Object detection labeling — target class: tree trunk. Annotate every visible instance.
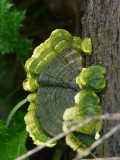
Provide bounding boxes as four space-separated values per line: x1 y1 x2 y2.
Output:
82 0 120 157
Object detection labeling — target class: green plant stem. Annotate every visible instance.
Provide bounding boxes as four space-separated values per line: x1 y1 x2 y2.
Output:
6 98 27 127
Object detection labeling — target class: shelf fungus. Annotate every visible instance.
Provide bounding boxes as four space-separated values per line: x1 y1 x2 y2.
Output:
23 29 106 155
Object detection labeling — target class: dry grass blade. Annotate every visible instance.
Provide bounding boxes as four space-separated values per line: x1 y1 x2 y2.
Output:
15 113 120 160
81 157 120 160
73 124 120 160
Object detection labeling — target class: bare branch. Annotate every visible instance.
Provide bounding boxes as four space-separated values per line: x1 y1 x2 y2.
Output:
82 157 120 160
15 113 120 160
73 124 120 160
63 113 120 125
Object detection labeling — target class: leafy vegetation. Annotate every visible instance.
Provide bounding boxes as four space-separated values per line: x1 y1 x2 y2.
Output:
0 0 31 159
0 0 74 159
0 0 32 62
0 112 28 160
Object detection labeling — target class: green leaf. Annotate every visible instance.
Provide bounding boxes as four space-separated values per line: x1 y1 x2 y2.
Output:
0 112 28 160
0 0 32 62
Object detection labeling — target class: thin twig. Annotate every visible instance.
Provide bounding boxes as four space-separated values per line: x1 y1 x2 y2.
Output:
63 113 120 125
73 124 120 160
15 113 120 160
82 157 120 160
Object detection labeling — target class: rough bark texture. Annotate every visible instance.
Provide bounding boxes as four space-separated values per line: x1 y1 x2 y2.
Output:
82 0 120 157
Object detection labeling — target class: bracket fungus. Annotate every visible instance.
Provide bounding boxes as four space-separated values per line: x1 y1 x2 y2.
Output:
23 29 106 155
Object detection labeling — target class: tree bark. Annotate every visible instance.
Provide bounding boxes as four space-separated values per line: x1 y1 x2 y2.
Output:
82 0 120 157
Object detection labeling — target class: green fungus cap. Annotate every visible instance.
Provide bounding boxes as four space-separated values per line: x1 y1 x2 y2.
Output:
74 90 100 109
80 38 92 55
63 105 102 135
76 66 106 93
65 133 94 155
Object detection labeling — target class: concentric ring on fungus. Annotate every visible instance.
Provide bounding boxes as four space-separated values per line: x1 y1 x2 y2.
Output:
23 29 106 155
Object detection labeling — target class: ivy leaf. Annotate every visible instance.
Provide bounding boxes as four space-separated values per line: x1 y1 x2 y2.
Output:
0 0 32 62
0 112 28 160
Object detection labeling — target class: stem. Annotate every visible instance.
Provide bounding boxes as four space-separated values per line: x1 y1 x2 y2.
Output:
6 98 27 127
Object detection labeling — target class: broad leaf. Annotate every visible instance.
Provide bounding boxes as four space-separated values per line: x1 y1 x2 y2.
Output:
0 112 28 160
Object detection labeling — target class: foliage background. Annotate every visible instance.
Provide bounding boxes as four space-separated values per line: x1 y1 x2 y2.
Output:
0 0 84 159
